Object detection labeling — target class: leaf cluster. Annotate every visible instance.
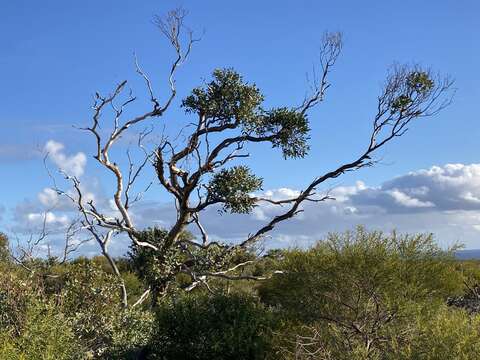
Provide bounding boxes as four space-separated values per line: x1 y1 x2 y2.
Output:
206 165 263 214
388 68 437 114
183 68 312 159
248 107 311 158
128 228 193 292
182 68 264 125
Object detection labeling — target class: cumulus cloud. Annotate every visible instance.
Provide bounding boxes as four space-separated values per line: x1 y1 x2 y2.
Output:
9 141 91 236
179 163 480 249
94 163 480 251
386 189 435 208
44 140 87 177
37 185 95 211
38 188 62 208
351 164 480 213
251 188 302 221
9 162 480 256
26 211 70 227
11 198 72 233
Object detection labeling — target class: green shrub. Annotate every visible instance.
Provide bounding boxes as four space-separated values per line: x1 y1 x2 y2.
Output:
106 307 155 359
273 307 480 360
393 306 480 360
59 260 122 356
260 227 462 322
146 293 276 360
0 232 10 263
0 300 84 360
259 227 464 358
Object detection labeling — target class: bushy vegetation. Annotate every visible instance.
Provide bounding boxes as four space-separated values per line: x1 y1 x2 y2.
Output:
145 293 275 360
2 228 480 359
258 228 467 359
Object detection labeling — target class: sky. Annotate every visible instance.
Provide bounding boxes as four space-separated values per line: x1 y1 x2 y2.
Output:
1 1 480 254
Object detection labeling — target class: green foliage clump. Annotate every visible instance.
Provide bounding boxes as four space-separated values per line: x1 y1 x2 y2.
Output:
401 307 480 360
0 302 84 360
391 94 413 112
259 227 464 359
0 232 10 263
407 71 434 93
129 227 260 300
182 68 264 125
390 69 435 113
129 227 171 288
0 265 84 359
183 68 311 159
248 107 310 159
145 293 276 360
207 165 263 213
260 227 461 320
107 308 155 359
129 228 196 302
60 260 123 356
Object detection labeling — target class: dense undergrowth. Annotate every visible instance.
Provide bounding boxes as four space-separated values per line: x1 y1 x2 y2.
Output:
1 228 480 359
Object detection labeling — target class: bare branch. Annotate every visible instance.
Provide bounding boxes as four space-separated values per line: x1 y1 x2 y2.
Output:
297 31 343 114
240 65 454 248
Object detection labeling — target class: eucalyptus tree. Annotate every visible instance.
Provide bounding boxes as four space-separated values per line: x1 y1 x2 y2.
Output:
55 9 454 307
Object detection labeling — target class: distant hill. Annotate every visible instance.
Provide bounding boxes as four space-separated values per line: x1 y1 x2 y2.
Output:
455 249 480 260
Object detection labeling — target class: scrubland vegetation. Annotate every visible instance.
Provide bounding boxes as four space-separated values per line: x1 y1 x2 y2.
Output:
2 7 466 359
2 228 480 359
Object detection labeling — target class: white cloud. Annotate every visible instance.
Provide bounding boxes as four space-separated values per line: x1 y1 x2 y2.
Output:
352 163 480 212
44 140 87 177
263 188 301 200
26 211 70 226
9 141 95 239
101 163 480 251
331 181 366 202
38 188 60 208
10 162 480 256
386 189 435 208
179 163 480 250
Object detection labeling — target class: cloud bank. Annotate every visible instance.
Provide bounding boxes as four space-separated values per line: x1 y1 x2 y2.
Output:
7 140 480 255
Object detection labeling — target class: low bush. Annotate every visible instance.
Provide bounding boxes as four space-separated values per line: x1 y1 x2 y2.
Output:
259 227 465 358
145 293 276 360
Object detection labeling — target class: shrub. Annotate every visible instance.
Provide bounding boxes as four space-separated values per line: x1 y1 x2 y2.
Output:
0 277 84 360
59 260 122 356
393 306 480 360
1 302 84 360
260 227 462 321
145 293 276 360
259 227 464 358
0 232 10 263
106 308 155 359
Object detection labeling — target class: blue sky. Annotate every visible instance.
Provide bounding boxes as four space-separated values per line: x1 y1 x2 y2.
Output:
1 1 480 252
